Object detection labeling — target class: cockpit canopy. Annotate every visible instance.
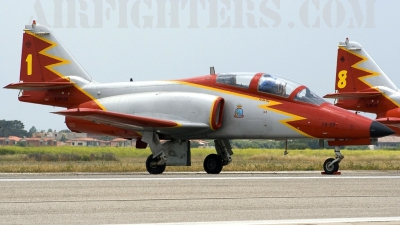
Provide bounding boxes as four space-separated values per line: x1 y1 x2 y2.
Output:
216 73 254 89
216 73 326 106
258 74 296 98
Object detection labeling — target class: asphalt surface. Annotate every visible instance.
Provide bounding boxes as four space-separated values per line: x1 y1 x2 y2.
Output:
1 171 400 225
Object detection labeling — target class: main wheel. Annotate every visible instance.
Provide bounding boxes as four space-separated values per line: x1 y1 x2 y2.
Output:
203 154 223 174
323 158 339 174
146 154 166 174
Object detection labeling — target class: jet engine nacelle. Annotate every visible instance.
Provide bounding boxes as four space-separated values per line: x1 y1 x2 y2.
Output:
94 92 225 130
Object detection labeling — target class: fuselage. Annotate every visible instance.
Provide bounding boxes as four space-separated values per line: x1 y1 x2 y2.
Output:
19 73 384 141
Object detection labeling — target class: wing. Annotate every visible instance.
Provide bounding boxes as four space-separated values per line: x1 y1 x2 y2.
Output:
52 108 210 136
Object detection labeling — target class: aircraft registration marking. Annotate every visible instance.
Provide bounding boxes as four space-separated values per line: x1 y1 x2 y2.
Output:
337 70 347 88
321 122 336 127
54 97 68 101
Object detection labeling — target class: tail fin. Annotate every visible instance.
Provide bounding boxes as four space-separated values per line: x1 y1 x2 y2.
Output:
324 38 400 114
19 20 92 84
4 21 103 110
335 38 397 93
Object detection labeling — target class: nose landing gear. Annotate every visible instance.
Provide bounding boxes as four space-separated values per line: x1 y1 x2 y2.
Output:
323 146 343 174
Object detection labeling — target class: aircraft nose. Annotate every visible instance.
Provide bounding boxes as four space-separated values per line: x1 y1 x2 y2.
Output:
370 121 395 138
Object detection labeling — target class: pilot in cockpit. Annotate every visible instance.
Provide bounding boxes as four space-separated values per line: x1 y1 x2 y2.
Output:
259 75 286 96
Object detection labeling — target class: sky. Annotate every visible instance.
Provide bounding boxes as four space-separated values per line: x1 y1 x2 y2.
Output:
2 0 400 132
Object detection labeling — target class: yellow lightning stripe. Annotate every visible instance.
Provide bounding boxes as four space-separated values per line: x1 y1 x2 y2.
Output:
340 46 400 108
69 83 107 111
26 31 106 110
258 101 313 138
339 46 380 86
26 31 70 79
176 81 313 137
174 81 260 100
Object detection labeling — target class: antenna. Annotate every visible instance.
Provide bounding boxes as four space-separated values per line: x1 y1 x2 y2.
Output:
210 66 215 74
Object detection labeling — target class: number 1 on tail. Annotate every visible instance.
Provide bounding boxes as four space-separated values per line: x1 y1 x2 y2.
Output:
26 54 32 75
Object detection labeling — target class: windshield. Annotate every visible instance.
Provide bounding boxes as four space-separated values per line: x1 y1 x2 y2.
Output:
258 74 300 98
294 87 326 106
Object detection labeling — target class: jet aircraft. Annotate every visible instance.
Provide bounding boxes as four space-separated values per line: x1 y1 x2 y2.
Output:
324 38 400 136
4 22 394 174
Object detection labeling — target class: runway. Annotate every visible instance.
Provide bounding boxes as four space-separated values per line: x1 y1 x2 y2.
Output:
1 171 400 225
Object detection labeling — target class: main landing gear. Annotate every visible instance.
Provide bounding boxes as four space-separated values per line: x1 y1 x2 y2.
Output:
323 146 344 174
203 140 233 174
146 154 166 174
203 154 223 174
142 132 234 174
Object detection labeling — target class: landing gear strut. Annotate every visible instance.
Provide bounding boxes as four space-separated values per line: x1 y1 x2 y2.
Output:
323 146 343 174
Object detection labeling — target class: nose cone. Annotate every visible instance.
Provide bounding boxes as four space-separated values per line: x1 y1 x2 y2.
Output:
370 121 395 138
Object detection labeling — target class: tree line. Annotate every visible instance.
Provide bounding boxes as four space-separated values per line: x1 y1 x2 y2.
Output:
0 120 69 138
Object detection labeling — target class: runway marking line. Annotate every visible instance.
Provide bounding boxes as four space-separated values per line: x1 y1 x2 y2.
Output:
108 217 400 225
1 176 400 182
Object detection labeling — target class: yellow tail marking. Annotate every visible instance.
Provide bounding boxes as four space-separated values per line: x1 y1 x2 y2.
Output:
26 54 32 75
340 46 400 108
339 46 380 85
337 70 347 89
25 31 106 110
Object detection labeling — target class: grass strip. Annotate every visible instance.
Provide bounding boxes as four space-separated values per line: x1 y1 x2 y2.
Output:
0 146 399 172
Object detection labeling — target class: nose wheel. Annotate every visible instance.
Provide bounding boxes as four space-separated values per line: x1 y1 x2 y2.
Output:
323 158 339 174
323 146 343 174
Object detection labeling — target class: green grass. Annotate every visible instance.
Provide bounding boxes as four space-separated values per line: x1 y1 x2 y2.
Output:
0 146 148 157
0 146 400 172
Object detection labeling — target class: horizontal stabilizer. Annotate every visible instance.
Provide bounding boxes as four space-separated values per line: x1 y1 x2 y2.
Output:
4 82 74 90
323 92 382 99
52 108 210 130
376 117 400 125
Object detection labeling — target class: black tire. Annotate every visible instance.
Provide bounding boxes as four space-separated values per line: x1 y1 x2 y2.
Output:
323 158 339 174
334 164 340 172
203 154 223 174
146 154 166 174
